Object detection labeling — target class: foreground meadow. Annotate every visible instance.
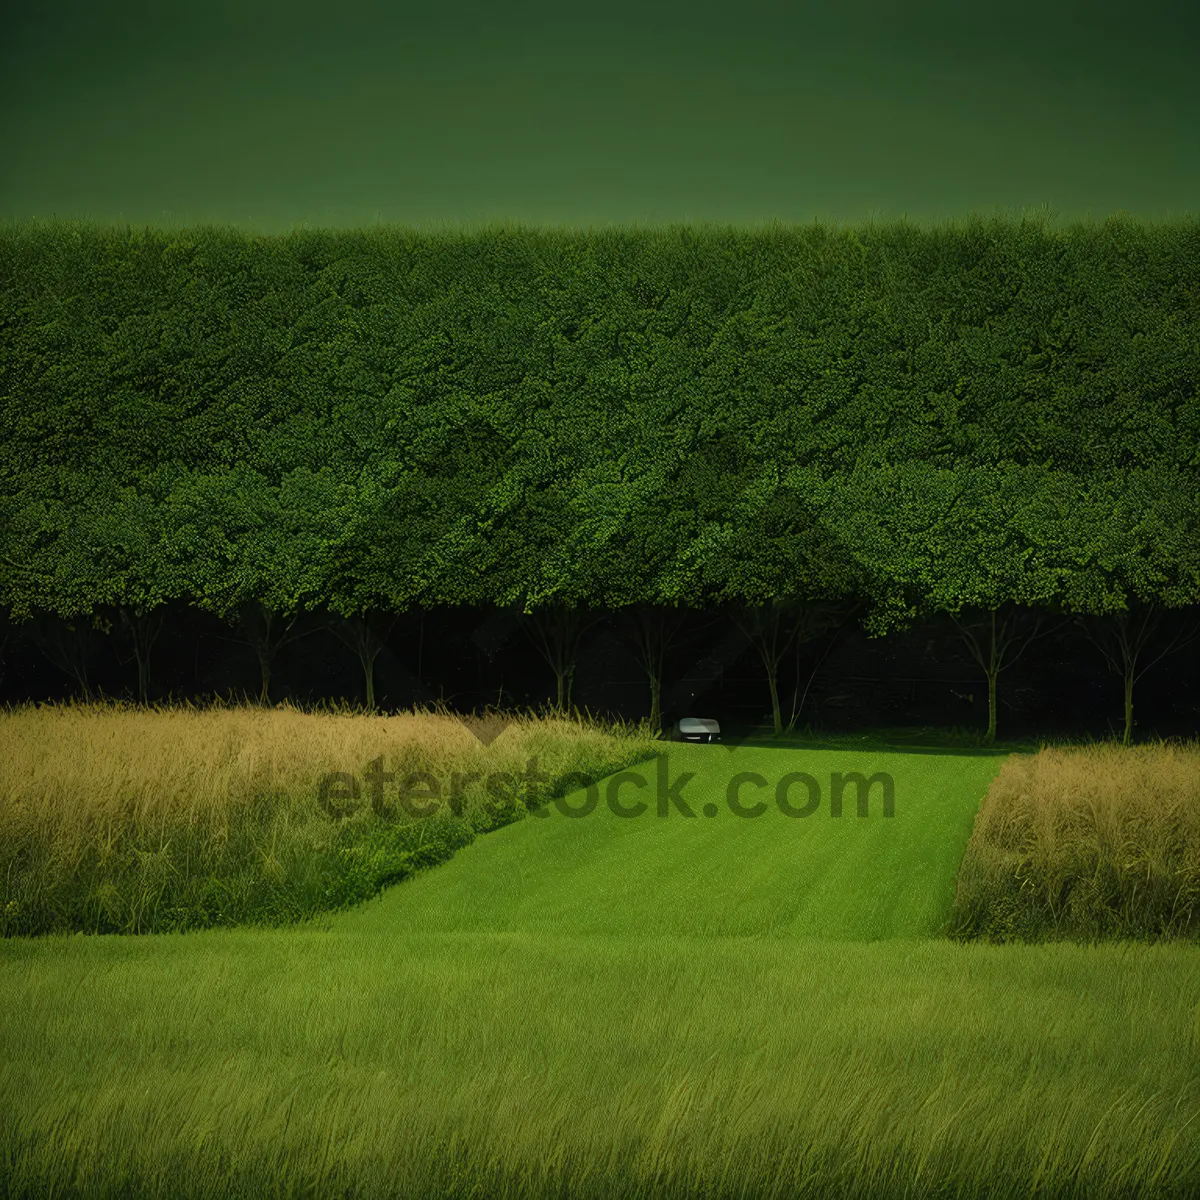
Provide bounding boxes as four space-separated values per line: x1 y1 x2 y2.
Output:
2 706 1199 1198
3 931 1199 1199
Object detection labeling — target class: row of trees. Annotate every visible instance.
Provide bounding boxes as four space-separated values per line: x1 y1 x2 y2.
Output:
2 215 1197 743
3 455 1196 634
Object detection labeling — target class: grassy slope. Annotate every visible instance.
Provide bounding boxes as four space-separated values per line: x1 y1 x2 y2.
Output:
325 744 1008 939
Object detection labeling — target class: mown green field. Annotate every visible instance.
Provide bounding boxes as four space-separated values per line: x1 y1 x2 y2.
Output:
327 743 1005 940
3 742 1200 1200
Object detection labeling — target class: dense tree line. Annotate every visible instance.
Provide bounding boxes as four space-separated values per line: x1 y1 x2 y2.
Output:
1 212 1197 742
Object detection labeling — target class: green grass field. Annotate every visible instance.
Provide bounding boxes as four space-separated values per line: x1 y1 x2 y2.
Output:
3 739 1200 1199
326 743 1005 940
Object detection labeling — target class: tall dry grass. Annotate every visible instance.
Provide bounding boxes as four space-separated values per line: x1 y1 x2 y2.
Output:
948 738 1200 941
0 698 656 937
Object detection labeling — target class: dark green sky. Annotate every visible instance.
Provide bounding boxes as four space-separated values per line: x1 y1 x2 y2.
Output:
2 0 1197 234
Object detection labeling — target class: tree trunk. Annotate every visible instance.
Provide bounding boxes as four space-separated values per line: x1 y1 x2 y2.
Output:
256 647 271 706
363 653 376 713
255 607 275 705
118 606 163 706
734 599 847 739
616 605 693 739
784 609 854 734
328 613 394 714
1123 660 1135 746
1072 601 1200 749
525 603 599 717
649 674 662 736
767 665 782 735
985 667 998 744
981 608 996 744
948 605 1063 747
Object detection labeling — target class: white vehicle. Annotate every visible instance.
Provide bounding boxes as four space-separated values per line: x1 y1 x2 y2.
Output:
676 717 721 743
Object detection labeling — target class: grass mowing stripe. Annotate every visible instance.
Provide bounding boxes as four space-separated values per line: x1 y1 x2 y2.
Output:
321 745 1006 939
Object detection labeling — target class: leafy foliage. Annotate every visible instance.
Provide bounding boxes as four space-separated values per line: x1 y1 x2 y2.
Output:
1 213 1196 647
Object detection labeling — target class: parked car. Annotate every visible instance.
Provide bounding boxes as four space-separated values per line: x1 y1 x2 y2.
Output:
676 717 721 743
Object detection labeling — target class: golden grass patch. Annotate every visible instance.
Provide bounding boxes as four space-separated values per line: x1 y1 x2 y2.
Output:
949 739 1200 941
